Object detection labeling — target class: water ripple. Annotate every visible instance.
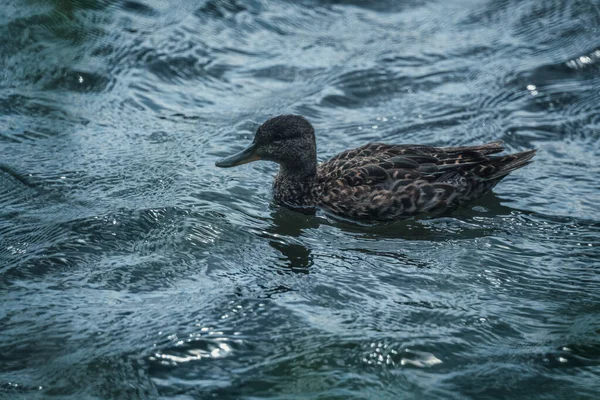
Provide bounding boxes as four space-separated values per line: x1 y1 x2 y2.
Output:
1 0 600 398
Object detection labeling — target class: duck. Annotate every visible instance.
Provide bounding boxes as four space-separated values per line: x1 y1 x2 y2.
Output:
215 115 536 222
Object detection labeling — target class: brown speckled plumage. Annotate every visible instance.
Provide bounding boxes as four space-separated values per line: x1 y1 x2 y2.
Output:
216 115 536 222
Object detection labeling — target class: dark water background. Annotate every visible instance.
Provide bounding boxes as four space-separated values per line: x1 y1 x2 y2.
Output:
1 0 600 398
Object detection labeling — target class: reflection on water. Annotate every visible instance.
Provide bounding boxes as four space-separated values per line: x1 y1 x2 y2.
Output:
1 0 600 399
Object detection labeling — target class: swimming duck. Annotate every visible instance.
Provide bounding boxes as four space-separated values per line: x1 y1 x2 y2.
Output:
216 115 536 221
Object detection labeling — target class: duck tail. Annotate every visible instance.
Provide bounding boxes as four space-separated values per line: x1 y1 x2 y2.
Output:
484 149 537 180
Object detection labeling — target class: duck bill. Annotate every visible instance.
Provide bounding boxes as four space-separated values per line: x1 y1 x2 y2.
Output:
215 143 260 168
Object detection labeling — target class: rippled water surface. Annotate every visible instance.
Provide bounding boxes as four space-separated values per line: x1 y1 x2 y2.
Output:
1 0 600 398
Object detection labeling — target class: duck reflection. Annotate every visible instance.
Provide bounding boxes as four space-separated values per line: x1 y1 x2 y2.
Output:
259 191 517 271
261 205 320 272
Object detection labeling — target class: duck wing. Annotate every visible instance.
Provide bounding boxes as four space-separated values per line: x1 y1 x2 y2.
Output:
316 141 535 221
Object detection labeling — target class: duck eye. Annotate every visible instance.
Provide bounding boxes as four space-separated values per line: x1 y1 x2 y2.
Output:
270 135 286 143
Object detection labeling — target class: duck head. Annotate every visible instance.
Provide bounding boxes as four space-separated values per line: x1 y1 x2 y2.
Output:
215 115 317 175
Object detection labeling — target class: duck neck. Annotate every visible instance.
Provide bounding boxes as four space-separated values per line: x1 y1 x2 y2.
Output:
280 159 317 181
274 160 317 207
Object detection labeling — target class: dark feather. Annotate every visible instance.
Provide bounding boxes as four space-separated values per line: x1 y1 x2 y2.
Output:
220 115 536 222
314 142 536 220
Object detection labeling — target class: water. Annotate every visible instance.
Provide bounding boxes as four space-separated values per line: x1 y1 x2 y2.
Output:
1 0 599 398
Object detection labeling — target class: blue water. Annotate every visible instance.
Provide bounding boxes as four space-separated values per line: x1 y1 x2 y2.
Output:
1 0 599 398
